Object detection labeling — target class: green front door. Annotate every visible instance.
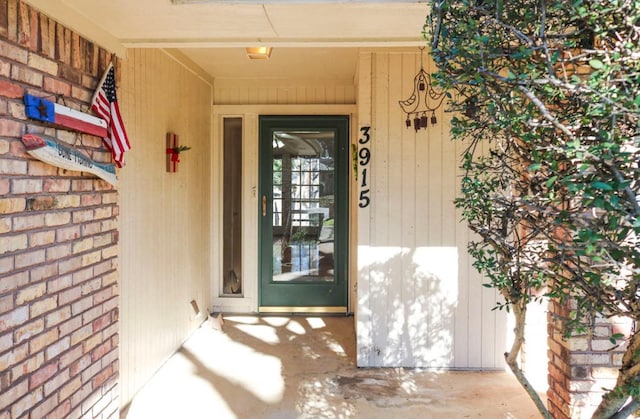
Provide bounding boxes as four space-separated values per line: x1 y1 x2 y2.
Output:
259 116 349 313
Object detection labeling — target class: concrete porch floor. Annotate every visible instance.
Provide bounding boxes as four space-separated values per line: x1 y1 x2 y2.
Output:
121 315 541 418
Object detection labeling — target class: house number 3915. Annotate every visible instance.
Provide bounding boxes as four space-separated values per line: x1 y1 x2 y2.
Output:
358 126 371 208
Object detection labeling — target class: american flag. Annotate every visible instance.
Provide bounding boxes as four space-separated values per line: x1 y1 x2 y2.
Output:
91 62 130 168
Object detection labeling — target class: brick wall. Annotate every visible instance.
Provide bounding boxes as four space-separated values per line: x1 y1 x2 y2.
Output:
547 299 631 418
0 1 119 418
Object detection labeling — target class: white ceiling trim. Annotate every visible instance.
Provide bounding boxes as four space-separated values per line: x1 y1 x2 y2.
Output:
122 38 427 48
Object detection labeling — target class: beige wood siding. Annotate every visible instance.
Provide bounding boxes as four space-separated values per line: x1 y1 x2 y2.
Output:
214 79 356 105
356 51 506 369
118 49 213 406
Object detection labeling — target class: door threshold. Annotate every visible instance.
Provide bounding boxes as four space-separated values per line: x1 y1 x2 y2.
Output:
259 306 347 314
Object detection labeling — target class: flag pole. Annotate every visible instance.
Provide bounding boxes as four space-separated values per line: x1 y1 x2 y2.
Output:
91 62 114 107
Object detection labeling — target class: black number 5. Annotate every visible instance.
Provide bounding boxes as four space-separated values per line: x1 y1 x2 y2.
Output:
359 190 370 208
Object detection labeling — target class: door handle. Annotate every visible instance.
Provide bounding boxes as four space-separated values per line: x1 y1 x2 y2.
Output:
262 195 267 217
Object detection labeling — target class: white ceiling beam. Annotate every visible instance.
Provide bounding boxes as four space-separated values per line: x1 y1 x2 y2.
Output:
121 38 427 49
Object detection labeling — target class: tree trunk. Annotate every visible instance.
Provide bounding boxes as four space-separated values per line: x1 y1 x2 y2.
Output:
592 331 640 419
504 300 552 418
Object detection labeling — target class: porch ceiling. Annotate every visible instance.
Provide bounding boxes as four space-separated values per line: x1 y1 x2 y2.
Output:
24 0 430 80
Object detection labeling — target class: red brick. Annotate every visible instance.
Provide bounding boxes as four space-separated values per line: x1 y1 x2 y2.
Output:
0 378 27 411
0 40 28 63
59 285 81 306
71 85 91 102
27 53 58 75
82 305 102 325
15 248 45 268
46 243 71 261
81 193 101 206
0 342 28 371
30 392 58 418
81 221 101 236
0 332 13 353
11 179 42 194
58 255 82 274
92 365 112 388
11 66 43 87
0 256 13 275
0 306 29 332
9 138 28 157
0 178 9 194
16 283 47 305
0 217 10 234
26 196 55 211
92 313 112 333
0 80 23 98
70 324 92 346
0 294 13 314
0 118 23 137
69 353 91 377
0 61 10 78
72 296 93 316
11 387 44 417
58 376 81 401
93 287 113 305
13 214 44 232
43 367 69 397
28 160 58 175
45 307 71 328
43 77 71 96
43 178 71 192
0 197 26 214
29 361 58 390
14 318 44 344
30 296 58 317
58 317 82 345
71 179 94 192
72 209 93 223
56 225 80 242
29 329 59 355
11 351 44 382
81 250 101 266
8 102 25 120
50 399 72 419
0 158 27 175
0 233 27 254
47 274 72 293
28 231 56 247
91 340 111 362
45 336 70 361
0 270 28 294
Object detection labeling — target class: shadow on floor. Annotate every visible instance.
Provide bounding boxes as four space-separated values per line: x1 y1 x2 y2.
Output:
121 315 541 418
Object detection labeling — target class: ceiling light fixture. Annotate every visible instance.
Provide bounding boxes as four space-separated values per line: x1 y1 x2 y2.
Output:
245 47 272 60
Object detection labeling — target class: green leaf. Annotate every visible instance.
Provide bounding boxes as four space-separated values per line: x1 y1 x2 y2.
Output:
592 181 613 191
589 59 604 70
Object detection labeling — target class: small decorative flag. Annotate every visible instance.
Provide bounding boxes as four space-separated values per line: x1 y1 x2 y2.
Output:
91 62 131 168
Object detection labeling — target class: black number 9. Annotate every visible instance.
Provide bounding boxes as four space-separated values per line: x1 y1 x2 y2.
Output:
359 147 371 166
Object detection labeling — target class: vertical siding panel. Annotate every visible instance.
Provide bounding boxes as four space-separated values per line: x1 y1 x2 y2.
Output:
454 133 470 368
385 53 405 365
410 51 429 368
371 52 390 367
356 52 373 367
119 48 212 406
399 53 417 366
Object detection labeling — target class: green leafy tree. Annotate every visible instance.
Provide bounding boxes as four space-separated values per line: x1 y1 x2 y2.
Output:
427 0 640 417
